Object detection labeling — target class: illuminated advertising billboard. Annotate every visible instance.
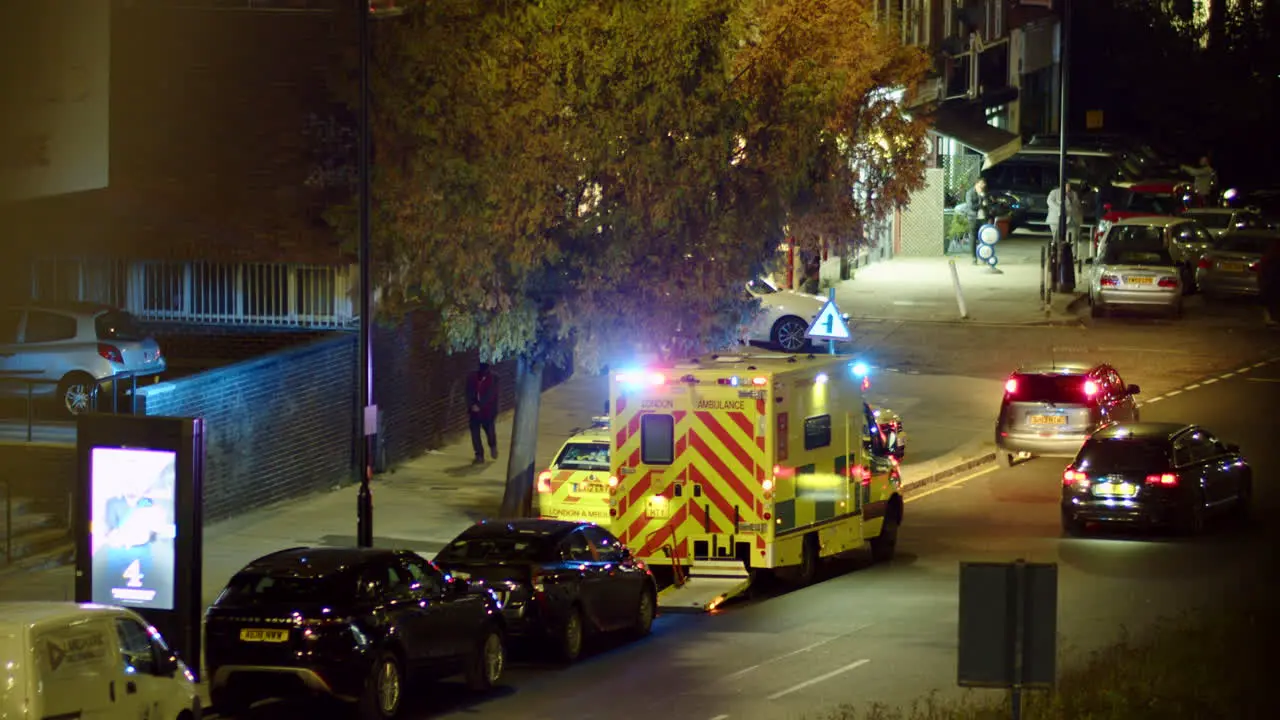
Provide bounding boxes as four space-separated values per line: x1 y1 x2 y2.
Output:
89 447 177 611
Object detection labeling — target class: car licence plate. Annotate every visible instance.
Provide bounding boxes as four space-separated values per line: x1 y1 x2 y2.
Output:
239 629 289 643
1092 483 1137 498
1028 415 1067 425
1218 262 1246 273
1126 276 1153 285
572 483 606 494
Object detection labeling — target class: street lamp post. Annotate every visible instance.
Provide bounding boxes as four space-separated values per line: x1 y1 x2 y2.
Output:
356 0 375 548
1054 0 1073 293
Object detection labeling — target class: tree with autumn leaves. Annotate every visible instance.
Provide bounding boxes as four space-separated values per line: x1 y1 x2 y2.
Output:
353 0 931 517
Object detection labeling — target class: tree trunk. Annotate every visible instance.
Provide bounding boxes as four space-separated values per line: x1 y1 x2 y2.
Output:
499 355 543 518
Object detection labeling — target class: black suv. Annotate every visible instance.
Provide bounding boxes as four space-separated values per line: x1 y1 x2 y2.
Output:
206 547 506 719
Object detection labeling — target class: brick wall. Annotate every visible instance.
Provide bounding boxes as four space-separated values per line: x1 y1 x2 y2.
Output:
373 311 573 467
136 334 356 523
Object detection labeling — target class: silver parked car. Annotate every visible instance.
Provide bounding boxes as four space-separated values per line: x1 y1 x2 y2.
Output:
1087 218 1191 318
1179 207 1269 238
1195 230 1280 298
994 362 1141 467
0 303 166 415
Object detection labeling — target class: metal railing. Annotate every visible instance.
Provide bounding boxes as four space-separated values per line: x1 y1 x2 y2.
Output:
0 372 143 443
1 477 74 567
29 257 357 330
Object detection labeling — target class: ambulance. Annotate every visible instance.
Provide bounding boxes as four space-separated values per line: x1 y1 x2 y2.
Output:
535 416 612 523
606 352 904 611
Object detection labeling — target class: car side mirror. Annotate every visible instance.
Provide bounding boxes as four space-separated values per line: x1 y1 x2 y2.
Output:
153 646 180 678
1127 384 1141 395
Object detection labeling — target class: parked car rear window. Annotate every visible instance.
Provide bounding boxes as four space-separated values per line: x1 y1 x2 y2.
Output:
1077 438 1171 473
1125 192 1180 215
1008 373 1093 405
23 310 78 343
217 572 353 606
96 311 144 341
436 535 554 563
1219 235 1278 254
553 442 609 470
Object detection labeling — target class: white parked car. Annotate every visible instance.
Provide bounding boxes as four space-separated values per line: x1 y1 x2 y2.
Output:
744 277 847 352
0 602 200 720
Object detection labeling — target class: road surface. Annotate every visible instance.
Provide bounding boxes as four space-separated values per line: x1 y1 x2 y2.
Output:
218 357 1280 719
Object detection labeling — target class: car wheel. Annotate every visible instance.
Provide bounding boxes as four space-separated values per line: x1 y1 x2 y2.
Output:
210 685 250 719
796 533 819 586
870 506 900 562
997 451 1014 468
359 650 404 720
1232 477 1252 526
56 372 97 417
772 316 811 353
631 585 656 639
1061 511 1087 538
465 626 505 691
557 606 585 663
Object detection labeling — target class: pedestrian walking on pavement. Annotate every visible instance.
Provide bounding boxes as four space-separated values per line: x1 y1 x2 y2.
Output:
1259 240 1280 327
965 177 992 264
1180 155 1217 207
466 361 499 463
1047 181 1084 248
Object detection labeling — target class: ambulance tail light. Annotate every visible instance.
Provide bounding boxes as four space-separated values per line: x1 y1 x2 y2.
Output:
853 465 872 485
761 478 774 492
752 376 768 386
607 475 619 489
536 471 553 494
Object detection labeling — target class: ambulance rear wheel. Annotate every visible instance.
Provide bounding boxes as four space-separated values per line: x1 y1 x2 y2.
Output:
796 534 819 586
870 511 900 563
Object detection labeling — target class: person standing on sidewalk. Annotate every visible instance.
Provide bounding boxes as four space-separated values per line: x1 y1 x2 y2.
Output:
965 177 991 264
466 362 499 463
1260 239 1280 328
1047 181 1083 248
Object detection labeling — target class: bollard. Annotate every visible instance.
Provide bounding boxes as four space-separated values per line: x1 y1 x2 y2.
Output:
948 258 969 319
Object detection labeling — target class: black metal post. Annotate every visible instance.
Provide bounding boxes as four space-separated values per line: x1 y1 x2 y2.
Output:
1011 559 1027 720
25 385 33 443
1054 0 1071 291
356 0 375 548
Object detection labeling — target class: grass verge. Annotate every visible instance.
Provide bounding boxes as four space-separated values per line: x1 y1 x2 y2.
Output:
816 600 1277 720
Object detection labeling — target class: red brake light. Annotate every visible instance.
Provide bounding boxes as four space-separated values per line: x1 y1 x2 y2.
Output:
97 343 123 363
1249 261 1260 272
1063 469 1089 486
1145 472 1179 486
1197 257 1213 270
1157 277 1178 288
1004 378 1018 394
536 471 553 493
1099 275 1120 287
1083 380 1099 397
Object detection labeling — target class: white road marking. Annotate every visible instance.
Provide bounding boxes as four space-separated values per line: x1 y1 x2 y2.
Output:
1165 389 1182 397
1184 383 1201 390
1252 362 1267 369
1200 378 1218 385
767 659 871 700
723 624 871 680
906 465 1000 503
1246 378 1280 383
1221 372 1236 379
709 715 730 720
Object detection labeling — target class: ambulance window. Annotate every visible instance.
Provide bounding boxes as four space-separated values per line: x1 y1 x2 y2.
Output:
804 414 831 450
641 414 675 465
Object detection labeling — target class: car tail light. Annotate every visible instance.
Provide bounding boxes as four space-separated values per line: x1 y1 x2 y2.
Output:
1083 380 1099 397
851 465 872 484
97 343 123 363
1004 378 1018 394
1197 257 1213 270
1145 472 1179 486
530 569 547 600
1249 261 1260 272
1157 277 1178 288
1099 275 1120 287
1063 468 1089 486
536 471 552 493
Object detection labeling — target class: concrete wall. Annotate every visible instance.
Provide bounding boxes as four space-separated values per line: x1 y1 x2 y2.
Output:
137 334 357 523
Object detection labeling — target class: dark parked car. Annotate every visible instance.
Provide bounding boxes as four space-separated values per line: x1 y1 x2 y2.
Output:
205 547 505 720
1061 423 1251 536
995 362 1141 467
434 519 657 663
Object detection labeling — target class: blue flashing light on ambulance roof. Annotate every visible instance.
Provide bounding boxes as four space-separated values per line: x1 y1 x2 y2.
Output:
615 370 666 387
850 361 869 377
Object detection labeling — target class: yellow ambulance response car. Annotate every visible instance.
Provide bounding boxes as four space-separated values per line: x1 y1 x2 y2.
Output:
535 416 613 523
606 353 905 610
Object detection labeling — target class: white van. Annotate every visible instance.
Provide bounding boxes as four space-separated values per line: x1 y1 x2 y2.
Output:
0 602 201 720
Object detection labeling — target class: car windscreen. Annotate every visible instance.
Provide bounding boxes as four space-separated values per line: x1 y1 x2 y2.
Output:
1102 227 1174 265
1219 235 1278 254
1124 192 1180 215
1076 438 1171 473
95 311 145 341
436 533 556 564
217 571 354 606
553 442 609 470
1008 374 1092 405
746 277 778 295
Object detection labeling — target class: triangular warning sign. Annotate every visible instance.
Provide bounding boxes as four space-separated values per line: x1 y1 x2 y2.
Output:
805 299 852 341
48 641 66 672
